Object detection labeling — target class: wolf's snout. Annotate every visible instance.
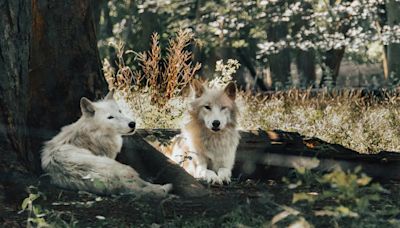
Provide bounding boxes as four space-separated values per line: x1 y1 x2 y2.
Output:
128 122 136 129
212 120 220 128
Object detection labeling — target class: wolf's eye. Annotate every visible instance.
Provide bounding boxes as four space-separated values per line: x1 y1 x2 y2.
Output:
118 110 122 113
107 116 114 119
204 105 211 110
221 106 227 110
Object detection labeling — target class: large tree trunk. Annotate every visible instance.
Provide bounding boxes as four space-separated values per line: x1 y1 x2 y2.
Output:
386 0 400 80
0 1 31 172
29 0 107 172
0 0 33 206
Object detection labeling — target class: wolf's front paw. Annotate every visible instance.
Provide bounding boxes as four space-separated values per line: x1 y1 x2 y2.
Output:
200 169 222 184
217 168 232 184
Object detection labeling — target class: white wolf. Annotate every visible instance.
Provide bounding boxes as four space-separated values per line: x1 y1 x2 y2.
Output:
41 91 172 197
168 80 240 184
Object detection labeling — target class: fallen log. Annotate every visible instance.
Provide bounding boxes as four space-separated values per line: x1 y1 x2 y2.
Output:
117 134 208 198
135 129 400 181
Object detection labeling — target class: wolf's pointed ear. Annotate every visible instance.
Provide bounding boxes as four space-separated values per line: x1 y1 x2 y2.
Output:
104 89 115 100
80 97 95 117
191 79 205 98
224 82 236 100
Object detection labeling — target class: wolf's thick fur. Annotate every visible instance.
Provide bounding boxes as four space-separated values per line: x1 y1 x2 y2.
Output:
41 91 172 197
169 80 240 184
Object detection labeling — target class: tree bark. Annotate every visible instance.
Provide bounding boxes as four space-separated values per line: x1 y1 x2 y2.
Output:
386 0 400 81
0 0 34 206
0 0 31 173
29 0 108 171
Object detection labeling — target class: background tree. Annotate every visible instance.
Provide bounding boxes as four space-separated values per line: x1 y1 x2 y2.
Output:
98 0 394 90
386 0 400 81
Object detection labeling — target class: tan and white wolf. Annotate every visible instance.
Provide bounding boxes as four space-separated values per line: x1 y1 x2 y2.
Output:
41 91 172 197
168 80 240 184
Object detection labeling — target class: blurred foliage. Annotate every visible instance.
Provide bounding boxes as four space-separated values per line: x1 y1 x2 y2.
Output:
280 167 400 227
96 0 400 89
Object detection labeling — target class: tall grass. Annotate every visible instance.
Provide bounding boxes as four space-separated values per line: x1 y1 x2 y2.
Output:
103 30 200 128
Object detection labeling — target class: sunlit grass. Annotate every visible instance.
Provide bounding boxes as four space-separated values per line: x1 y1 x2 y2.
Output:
238 90 400 153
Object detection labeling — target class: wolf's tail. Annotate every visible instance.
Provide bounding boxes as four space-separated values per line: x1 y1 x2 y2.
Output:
42 145 172 197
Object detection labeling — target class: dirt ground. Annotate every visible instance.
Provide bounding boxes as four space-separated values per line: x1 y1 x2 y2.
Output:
0 178 288 227
2 174 400 227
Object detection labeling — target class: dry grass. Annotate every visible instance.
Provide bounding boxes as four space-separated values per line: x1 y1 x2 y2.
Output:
103 30 200 128
239 89 400 153
105 30 200 107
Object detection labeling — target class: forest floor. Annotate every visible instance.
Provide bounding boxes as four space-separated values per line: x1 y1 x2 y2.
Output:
1 173 400 227
2 127 400 227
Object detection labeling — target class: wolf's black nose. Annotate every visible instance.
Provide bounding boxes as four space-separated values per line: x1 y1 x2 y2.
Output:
128 122 136 129
212 120 220 127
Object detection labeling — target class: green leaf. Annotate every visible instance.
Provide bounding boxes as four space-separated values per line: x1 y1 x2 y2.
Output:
21 198 30 210
356 176 371 186
336 206 359 218
292 192 316 204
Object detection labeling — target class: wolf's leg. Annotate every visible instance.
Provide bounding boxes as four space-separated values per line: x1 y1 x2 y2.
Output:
111 162 173 197
216 149 235 183
47 146 172 196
